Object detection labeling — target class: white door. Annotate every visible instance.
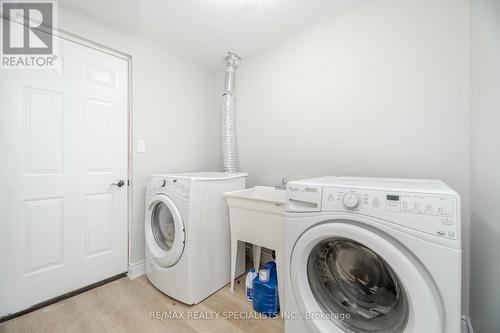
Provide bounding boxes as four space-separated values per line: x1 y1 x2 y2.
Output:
0 35 128 317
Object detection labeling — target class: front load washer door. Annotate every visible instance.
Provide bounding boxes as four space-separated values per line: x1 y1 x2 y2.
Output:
290 221 443 333
146 194 185 267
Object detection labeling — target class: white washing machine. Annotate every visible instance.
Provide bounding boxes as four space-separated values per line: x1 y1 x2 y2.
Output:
284 177 461 333
145 172 246 304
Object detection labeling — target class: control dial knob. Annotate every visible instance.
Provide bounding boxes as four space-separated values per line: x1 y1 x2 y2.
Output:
343 192 360 209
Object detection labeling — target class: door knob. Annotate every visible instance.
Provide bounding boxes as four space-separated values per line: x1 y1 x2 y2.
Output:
111 180 125 187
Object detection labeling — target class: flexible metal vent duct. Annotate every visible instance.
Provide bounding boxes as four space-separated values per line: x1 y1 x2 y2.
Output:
221 52 241 173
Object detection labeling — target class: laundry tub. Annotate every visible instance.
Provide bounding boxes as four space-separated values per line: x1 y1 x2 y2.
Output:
224 186 285 311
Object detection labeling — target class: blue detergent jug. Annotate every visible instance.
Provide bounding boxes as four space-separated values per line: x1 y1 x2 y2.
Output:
252 261 280 317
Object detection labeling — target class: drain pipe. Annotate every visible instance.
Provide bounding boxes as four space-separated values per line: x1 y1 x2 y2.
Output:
221 52 241 173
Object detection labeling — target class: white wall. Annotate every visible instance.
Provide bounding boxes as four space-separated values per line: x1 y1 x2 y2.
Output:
216 0 471 312
59 8 221 265
470 0 500 332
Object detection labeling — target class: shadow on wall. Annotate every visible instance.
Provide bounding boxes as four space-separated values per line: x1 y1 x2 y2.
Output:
469 211 500 333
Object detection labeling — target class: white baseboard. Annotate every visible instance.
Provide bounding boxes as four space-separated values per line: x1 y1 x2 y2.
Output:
462 315 474 333
127 260 145 280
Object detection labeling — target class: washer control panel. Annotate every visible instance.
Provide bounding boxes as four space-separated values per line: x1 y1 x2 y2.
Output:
322 187 458 240
148 177 190 199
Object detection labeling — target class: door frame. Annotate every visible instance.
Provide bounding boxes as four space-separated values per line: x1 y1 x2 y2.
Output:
1 15 133 275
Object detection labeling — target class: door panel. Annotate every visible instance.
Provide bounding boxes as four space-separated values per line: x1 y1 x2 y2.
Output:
0 35 128 317
25 197 63 273
86 99 115 172
25 87 64 174
84 192 114 257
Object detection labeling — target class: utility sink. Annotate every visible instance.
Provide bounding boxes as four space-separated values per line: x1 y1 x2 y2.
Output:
224 186 285 311
224 186 285 210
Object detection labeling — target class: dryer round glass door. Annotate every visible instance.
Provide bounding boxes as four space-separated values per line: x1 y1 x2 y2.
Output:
290 221 443 333
151 202 175 251
145 194 185 267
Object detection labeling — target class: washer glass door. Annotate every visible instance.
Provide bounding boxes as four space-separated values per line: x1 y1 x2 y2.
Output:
290 221 443 333
146 194 185 267
307 238 408 332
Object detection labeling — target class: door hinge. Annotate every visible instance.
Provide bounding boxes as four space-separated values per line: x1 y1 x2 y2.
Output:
127 179 130 186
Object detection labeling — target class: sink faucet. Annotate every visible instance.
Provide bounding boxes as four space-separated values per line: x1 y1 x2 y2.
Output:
275 177 287 190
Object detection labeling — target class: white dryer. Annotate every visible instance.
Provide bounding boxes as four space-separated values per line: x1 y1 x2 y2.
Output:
284 177 461 333
145 172 246 304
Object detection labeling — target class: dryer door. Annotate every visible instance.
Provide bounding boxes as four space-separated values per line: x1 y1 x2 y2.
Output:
290 221 443 333
145 194 185 267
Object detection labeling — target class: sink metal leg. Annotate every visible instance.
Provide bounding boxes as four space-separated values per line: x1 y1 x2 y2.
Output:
230 239 239 292
252 244 262 271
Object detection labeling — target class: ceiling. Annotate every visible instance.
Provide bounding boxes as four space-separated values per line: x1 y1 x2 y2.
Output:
60 0 371 69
